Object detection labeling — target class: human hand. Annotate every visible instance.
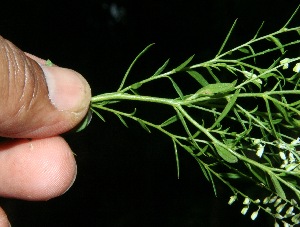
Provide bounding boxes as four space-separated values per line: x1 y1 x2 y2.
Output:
0 36 91 226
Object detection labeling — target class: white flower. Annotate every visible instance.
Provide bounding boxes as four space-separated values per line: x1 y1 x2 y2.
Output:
289 152 295 163
252 138 261 145
280 159 288 168
285 163 298 171
279 152 286 160
293 63 300 73
280 58 290 69
291 137 300 146
242 71 262 84
256 144 265 158
277 141 288 150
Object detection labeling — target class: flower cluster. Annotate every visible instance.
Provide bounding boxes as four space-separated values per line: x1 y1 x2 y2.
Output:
229 193 300 226
280 58 300 72
276 138 300 170
242 71 263 84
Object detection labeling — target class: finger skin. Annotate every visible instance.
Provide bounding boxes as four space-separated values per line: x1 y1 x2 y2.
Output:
0 36 91 138
0 207 10 227
0 36 87 224
0 136 77 200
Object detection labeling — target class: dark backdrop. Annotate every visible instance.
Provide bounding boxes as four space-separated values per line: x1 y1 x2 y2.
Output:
0 1 299 226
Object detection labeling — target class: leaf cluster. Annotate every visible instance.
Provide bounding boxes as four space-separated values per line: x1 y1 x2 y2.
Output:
90 5 300 226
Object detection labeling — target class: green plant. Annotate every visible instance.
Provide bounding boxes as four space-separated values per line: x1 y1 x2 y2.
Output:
87 5 300 226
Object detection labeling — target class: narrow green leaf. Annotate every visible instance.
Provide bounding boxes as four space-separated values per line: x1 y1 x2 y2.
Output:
129 108 137 116
214 143 238 163
131 82 142 89
115 113 128 128
291 99 300 107
130 88 140 95
210 89 240 129
272 100 289 119
76 109 93 132
187 70 209 86
205 81 236 95
187 81 236 100
266 36 284 54
196 158 217 196
160 115 179 127
270 174 286 199
207 168 218 196
137 119 151 133
282 4 300 29
248 45 257 63
118 43 155 91
195 144 208 156
271 99 296 127
233 108 247 130
152 59 170 77
238 47 250 54
91 108 105 122
264 97 277 137
196 159 210 182
253 21 265 39
168 77 184 99
182 145 194 154
172 139 180 179
267 55 286 71
221 173 242 179
176 108 202 153
206 67 220 83
225 66 237 76
175 55 195 71
216 19 238 57
245 163 267 185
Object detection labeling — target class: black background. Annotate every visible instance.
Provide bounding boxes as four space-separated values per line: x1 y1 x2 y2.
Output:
0 1 299 226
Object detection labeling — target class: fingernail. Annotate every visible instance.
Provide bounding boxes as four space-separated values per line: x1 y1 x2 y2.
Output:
41 65 91 112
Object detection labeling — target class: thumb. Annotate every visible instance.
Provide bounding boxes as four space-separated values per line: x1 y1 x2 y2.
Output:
0 36 91 138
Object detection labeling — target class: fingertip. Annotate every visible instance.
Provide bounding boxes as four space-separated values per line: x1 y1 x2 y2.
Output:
0 206 10 227
0 39 92 138
41 65 91 113
0 137 77 200
25 52 92 115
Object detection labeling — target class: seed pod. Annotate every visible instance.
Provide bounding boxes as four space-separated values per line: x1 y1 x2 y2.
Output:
243 197 251 205
274 198 282 207
251 210 259 220
269 196 278 204
228 195 237 205
241 206 249 215
263 197 270 204
285 206 294 215
276 203 286 213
